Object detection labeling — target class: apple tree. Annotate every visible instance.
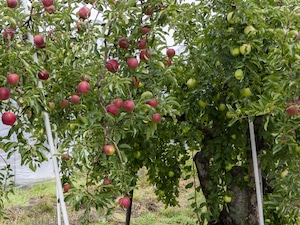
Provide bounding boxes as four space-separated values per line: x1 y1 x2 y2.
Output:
0 0 186 223
170 0 300 224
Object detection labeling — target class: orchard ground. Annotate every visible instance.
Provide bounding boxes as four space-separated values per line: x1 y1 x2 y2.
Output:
1 168 201 225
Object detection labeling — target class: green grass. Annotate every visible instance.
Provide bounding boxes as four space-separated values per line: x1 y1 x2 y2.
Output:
0 170 202 225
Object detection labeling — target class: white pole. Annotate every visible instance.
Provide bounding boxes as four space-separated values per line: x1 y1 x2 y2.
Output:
56 181 62 225
249 120 264 225
20 1 70 225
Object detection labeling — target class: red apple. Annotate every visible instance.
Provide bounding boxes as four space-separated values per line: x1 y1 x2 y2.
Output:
103 144 116 156
146 99 158 107
44 5 55 14
113 98 123 108
127 58 139 69
78 6 90 19
286 106 298 115
7 73 19 85
34 35 45 48
145 5 153 15
3 29 15 40
37 70 49 80
0 87 10 100
70 94 80 104
106 59 119 73
141 26 151 35
140 50 151 62
106 104 119 116
152 113 161 123
136 39 147 49
166 48 176 58
123 100 135 111
59 99 69 108
118 37 129 49
42 0 53 7
118 197 131 209
2 112 16 126
77 81 90 94
63 183 71 193
7 0 18 8
103 177 111 185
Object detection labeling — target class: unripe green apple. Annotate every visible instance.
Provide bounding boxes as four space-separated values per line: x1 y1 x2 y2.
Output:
186 78 197 89
240 44 251 55
224 195 232 203
198 100 207 108
295 145 300 152
218 103 226 111
241 88 252 97
230 47 240 57
234 69 244 80
231 134 236 140
135 151 141 159
280 169 288 178
168 170 175 178
225 164 233 171
244 25 256 36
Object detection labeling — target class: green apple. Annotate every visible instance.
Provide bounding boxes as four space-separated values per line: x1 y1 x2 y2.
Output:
158 190 165 196
215 60 221 67
227 12 235 24
234 69 244 80
240 44 251 55
218 103 226 111
226 111 234 119
224 195 232 203
198 100 207 108
295 145 300 152
241 88 252 97
244 25 256 36
231 134 237 140
225 164 233 171
168 170 175 178
135 151 141 159
187 78 197 89
280 169 288 178
230 47 240 57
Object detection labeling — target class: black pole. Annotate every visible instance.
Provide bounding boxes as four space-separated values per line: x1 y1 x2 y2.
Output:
125 189 134 225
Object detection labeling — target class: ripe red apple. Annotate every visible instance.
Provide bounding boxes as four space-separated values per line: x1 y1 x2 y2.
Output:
106 59 119 73
141 26 151 35
78 6 90 19
70 94 80 104
286 105 298 115
166 48 176 58
132 77 140 88
37 70 49 80
118 37 129 49
106 104 119 116
118 197 131 209
140 50 151 62
3 29 15 40
146 99 158 107
136 39 147 49
33 35 45 48
59 99 69 108
103 144 116 156
0 87 10 100
103 177 111 185
152 113 161 123
113 98 123 108
77 81 90 94
2 112 16 126
7 73 19 85
7 0 18 8
42 0 53 7
145 5 153 15
44 5 55 14
127 58 139 69
63 183 71 193
123 100 135 111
